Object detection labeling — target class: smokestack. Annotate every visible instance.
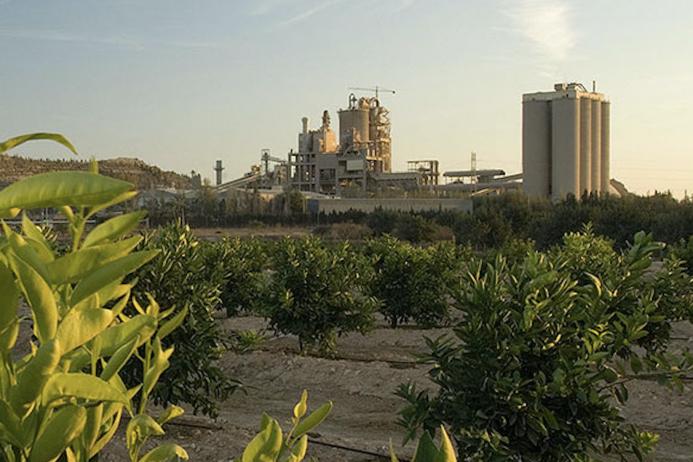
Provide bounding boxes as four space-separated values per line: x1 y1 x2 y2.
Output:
302 117 309 134
214 160 224 186
592 80 596 92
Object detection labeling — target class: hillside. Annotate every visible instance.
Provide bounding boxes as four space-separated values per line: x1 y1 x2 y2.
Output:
0 155 193 190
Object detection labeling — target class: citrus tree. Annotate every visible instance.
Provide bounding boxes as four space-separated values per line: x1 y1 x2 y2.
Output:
399 232 693 461
124 222 240 417
265 237 377 353
364 236 459 327
0 133 187 461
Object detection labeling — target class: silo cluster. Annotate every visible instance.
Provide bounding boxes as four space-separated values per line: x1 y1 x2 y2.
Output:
522 83 610 200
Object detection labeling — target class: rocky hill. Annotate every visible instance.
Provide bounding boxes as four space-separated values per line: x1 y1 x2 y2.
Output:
0 155 193 190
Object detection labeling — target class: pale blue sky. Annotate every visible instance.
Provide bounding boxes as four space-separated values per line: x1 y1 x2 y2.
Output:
1 0 692 196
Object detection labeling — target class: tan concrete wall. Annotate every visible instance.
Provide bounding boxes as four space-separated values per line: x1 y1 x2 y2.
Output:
579 98 592 195
601 102 611 192
552 97 580 200
522 100 552 197
590 100 602 193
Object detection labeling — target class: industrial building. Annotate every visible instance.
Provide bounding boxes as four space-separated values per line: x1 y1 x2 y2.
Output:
523 82 611 200
288 94 409 195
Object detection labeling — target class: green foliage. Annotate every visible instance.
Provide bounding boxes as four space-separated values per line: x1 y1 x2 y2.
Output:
125 222 240 417
0 134 187 462
236 390 332 462
390 426 457 462
398 231 693 461
365 236 460 327
212 237 269 317
265 237 377 353
231 329 267 354
670 235 693 274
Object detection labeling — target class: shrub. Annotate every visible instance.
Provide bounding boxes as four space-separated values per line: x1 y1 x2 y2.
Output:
212 237 268 317
392 214 437 243
125 222 239 417
670 235 693 273
365 236 459 327
265 237 377 353
398 232 693 461
0 133 187 461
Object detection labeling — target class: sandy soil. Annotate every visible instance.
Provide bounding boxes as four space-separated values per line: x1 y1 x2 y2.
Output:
97 317 693 461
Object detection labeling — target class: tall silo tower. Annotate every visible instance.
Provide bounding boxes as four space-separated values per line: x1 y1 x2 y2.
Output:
522 83 610 200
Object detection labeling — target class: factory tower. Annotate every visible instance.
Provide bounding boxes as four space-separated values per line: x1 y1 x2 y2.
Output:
522 82 610 200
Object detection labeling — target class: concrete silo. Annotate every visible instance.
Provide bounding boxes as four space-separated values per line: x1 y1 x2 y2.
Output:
339 97 370 146
600 101 611 193
551 96 581 200
522 100 552 197
590 100 602 193
522 83 611 200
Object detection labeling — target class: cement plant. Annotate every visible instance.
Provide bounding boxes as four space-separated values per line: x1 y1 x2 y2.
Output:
198 82 625 217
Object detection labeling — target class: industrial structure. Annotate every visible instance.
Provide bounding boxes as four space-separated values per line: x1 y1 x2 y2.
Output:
523 82 611 200
287 93 402 195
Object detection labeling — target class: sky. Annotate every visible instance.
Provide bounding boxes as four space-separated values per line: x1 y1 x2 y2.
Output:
1 0 692 196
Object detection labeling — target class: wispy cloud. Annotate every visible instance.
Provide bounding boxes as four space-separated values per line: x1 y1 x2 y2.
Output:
0 27 221 50
504 0 576 64
277 0 345 27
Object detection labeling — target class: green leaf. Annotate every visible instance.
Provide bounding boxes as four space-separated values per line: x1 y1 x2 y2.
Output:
293 390 308 420
412 432 440 462
127 414 165 449
10 254 58 343
435 427 457 462
88 408 123 459
292 401 333 439
389 440 400 462
70 250 159 305
47 236 142 285
241 418 283 462
0 171 133 212
55 308 115 354
100 338 138 381
0 400 24 447
139 444 189 462
82 211 146 248
21 213 54 261
158 405 185 425
0 132 77 156
0 263 20 351
157 306 188 340
42 373 129 405
69 314 156 370
287 434 308 462
29 405 86 462
9 340 61 415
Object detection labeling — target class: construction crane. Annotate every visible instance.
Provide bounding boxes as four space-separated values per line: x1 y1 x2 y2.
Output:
348 86 396 100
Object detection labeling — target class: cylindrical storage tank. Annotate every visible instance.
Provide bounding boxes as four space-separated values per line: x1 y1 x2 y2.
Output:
590 99 602 194
522 99 552 198
579 97 592 196
551 96 580 200
601 101 611 193
338 109 370 145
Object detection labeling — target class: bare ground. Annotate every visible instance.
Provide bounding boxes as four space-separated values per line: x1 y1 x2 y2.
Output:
100 318 693 461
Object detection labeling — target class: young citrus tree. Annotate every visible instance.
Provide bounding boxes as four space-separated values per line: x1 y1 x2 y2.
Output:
399 232 693 461
265 237 377 353
364 236 459 328
0 134 188 461
124 222 240 417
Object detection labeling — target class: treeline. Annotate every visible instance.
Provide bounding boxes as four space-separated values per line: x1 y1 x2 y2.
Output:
146 192 693 250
